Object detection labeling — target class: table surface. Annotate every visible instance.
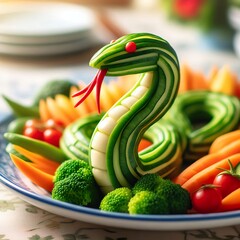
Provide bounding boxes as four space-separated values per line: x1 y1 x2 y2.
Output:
1 4 240 240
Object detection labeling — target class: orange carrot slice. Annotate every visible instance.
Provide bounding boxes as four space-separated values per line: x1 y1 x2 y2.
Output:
220 188 240 212
138 139 152 152
39 99 51 122
181 154 240 194
10 153 54 192
209 130 240 154
13 145 60 175
190 71 208 90
178 64 191 93
173 139 240 186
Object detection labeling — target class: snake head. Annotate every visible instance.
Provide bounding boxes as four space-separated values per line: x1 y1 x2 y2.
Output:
72 33 170 112
89 33 161 76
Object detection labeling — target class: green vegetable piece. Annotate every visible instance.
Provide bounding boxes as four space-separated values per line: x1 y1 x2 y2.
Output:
131 173 191 214
60 113 103 162
100 187 132 213
132 173 165 195
53 159 90 183
156 179 192 214
2 94 39 118
52 159 102 207
128 191 169 215
4 132 66 163
32 79 78 106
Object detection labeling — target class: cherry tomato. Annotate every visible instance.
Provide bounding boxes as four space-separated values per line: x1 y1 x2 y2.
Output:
43 129 62 147
45 119 64 131
23 127 44 140
213 174 240 198
24 119 43 129
191 185 222 213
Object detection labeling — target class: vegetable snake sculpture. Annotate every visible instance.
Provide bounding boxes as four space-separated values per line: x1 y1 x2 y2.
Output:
71 33 181 193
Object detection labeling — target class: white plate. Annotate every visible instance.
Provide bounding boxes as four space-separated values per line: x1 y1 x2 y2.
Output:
0 2 95 44
0 33 98 56
1 116 240 230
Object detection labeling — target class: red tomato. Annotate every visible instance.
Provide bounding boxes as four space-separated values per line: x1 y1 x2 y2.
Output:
43 129 62 147
25 119 43 129
191 185 222 213
23 127 44 140
45 119 64 131
213 174 240 198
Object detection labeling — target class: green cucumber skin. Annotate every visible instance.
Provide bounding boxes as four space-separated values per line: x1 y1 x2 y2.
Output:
4 132 66 163
165 90 240 161
106 64 179 188
60 114 103 162
88 33 181 191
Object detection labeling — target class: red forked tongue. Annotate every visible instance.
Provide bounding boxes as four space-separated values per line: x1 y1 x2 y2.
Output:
72 69 108 113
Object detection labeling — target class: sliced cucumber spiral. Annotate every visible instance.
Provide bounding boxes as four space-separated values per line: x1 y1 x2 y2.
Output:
165 90 240 161
60 114 103 162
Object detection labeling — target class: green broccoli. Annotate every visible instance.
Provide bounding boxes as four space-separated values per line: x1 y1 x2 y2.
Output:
52 159 102 208
156 178 192 214
99 174 191 215
53 159 89 183
132 173 164 194
131 173 191 214
128 191 169 214
32 79 78 106
100 187 132 213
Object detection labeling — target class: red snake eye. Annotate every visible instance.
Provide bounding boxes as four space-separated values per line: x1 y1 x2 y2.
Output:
125 41 137 53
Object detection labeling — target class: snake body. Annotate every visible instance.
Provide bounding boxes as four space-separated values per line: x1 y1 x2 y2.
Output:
71 33 181 193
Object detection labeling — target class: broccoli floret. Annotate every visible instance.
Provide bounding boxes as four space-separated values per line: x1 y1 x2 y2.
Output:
32 79 78 106
53 159 89 183
132 173 164 194
156 179 192 214
100 187 132 213
52 159 102 208
131 173 191 214
128 191 169 214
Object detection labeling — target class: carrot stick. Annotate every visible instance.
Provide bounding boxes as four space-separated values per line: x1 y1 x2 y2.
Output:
13 145 60 175
39 99 51 122
220 188 240 212
209 130 240 154
190 71 208 90
181 154 240 194
173 139 240 185
10 153 54 192
138 139 152 152
178 64 191 93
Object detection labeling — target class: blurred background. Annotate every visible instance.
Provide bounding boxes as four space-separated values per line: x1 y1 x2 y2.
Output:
0 0 239 57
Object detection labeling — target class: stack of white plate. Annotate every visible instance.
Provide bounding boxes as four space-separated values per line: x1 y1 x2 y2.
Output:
0 2 98 56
